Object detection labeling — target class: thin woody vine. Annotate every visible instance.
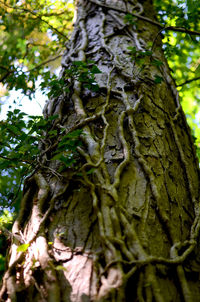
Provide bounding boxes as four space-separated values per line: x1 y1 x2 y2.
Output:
0 42 166 216
0 0 200 292
1 5 200 215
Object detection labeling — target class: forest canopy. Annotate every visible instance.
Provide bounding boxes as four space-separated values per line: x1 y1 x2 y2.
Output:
0 0 200 278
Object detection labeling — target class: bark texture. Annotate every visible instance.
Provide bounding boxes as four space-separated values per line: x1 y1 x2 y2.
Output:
1 0 200 301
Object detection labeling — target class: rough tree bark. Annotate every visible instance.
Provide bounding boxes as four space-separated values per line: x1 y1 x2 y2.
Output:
1 0 200 301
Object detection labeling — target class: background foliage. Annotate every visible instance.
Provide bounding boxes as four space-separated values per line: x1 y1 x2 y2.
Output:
154 0 200 148
0 0 200 278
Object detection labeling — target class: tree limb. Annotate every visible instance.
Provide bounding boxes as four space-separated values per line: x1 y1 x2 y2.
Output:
0 0 69 40
89 0 200 36
26 54 63 73
0 54 63 83
176 76 200 87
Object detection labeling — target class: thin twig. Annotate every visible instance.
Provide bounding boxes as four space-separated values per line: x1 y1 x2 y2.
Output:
151 26 200 53
0 54 63 82
177 76 200 87
26 54 63 73
89 0 200 37
0 154 32 164
165 26 200 36
0 0 69 40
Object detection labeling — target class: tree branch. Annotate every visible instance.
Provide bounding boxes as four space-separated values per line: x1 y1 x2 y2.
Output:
0 65 11 82
177 76 200 87
0 54 63 83
0 71 11 82
0 154 32 164
165 26 200 36
26 54 63 73
89 0 200 36
88 0 162 27
0 0 69 40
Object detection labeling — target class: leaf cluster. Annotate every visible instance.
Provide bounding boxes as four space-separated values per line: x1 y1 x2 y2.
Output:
0 109 47 210
127 46 164 83
0 0 74 98
52 129 83 171
40 61 102 98
127 46 152 62
0 110 83 212
124 14 137 26
65 61 102 92
154 0 200 152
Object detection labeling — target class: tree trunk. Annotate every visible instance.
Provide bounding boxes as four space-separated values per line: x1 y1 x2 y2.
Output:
1 0 200 301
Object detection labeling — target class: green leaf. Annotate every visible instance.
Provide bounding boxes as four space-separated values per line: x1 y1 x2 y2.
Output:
13 109 21 114
48 130 58 137
91 65 101 74
141 51 152 56
86 168 95 175
17 243 30 253
124 14 137 25
55 265 67 271
192 135 197 143
73 61 86 67
65 129 83 138
59 155 76 167
51 153 63 161
47 115 59 121
151 59 163 67
195 64 200 76
154 75 164 84
6 124 20 135
127 46 137 54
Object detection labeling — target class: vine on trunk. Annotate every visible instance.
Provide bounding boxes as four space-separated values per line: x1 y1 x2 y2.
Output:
1 0 200 301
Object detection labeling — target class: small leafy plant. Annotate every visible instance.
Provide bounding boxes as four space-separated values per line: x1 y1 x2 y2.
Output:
0 109 83 211
51 129 83 171
40 61 102 98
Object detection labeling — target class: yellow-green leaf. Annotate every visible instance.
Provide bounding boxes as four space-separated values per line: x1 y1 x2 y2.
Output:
17 243 30 253
55 265 67 271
